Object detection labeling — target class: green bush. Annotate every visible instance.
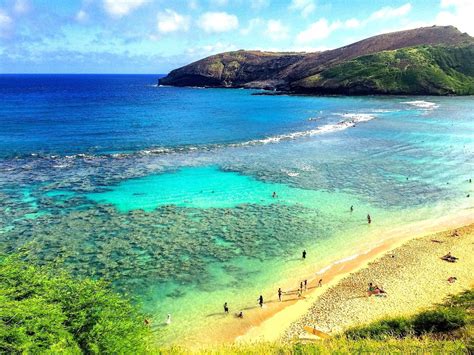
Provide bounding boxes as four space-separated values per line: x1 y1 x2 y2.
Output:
413 307 467 335
0 255 150 354
345 317 413 340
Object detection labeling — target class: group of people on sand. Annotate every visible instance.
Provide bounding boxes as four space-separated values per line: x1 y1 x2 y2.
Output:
222 251 326 318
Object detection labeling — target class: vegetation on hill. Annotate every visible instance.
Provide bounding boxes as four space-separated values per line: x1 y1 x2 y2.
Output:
160 26 474 95
294 44 474 95
0 255 150 354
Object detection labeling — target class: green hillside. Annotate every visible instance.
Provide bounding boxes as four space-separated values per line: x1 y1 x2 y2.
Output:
294 44 474 95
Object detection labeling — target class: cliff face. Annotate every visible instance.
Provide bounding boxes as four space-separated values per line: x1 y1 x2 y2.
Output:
159 26 474 95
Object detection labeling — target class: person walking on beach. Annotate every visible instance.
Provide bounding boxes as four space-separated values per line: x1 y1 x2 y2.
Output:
258 295 264 308
367 214 371 224
300 281 303 293
278 288 283 301
318 279 323 287
304 280 307 291
224 302 229 314
302 250 307 259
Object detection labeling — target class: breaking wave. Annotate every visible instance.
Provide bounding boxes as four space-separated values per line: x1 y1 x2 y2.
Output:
5 113 377 161
233 113 376 146
402 100 439 110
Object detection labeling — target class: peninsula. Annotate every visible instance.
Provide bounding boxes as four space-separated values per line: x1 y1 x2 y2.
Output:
159 26 474 95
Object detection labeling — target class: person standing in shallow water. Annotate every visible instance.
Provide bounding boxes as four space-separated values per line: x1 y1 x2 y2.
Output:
258 295 264 308
224 302 229 314
272 191 277 198
350 205 353 212
367 214 371 224
302 250 306 259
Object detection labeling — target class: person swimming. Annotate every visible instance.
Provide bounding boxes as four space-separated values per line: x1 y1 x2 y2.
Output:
272 191 277 198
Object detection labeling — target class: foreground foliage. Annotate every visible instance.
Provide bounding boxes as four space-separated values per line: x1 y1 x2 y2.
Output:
0 255 150 354
344 289 473 340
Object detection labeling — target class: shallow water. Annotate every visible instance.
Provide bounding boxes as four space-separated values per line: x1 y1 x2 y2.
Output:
0 75 473 345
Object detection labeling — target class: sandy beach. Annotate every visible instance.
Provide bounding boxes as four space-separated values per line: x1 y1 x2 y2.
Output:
178 209 474 348
237 221 474 344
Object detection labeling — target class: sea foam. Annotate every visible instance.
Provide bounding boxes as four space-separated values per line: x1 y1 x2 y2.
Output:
402 100 439 109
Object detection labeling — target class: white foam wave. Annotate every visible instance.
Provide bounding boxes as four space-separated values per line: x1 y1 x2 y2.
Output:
402 100 439 109
315 252 362 275
234 113 376 147
16 113 376 161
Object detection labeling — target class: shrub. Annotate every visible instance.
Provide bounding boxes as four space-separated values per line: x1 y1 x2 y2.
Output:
345 317 413 340
413 307 467 335
0 255 150 354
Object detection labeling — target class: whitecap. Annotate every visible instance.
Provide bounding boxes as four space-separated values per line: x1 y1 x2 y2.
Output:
232 113 376 147
402 100 439 109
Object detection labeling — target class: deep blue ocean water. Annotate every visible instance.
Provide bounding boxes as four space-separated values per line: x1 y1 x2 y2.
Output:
0 74 473 345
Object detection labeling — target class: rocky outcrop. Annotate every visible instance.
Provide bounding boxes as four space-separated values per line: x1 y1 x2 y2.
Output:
159 26 474 95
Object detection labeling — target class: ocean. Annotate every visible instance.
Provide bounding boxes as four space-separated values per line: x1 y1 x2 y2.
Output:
0 74 473 345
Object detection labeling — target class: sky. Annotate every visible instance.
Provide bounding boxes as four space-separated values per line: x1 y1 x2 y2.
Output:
0 0 472 74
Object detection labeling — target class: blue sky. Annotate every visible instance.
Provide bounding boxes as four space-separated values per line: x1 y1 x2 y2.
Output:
0 0 472 73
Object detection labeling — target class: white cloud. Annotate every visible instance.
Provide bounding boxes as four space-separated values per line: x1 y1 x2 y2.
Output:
289 0 316 18
296 18 341 43
0 9 13 37
369 3 412 21
103 0 147 18
186 42 237 58
13 0 30 14
75 10 88 22
240 17 263 35
265 19 289 40
344 18 361 29
157 9 190 33
436 0 474 35
198 12 238 33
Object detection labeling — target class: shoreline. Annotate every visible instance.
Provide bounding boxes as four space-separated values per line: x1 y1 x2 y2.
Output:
239 213 474 344
184 208 473 348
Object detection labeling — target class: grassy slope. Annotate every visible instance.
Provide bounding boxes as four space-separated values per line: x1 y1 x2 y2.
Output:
295 44 474 95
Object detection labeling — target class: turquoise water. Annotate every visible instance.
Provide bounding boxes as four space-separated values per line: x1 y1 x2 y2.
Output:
0 75 473 345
